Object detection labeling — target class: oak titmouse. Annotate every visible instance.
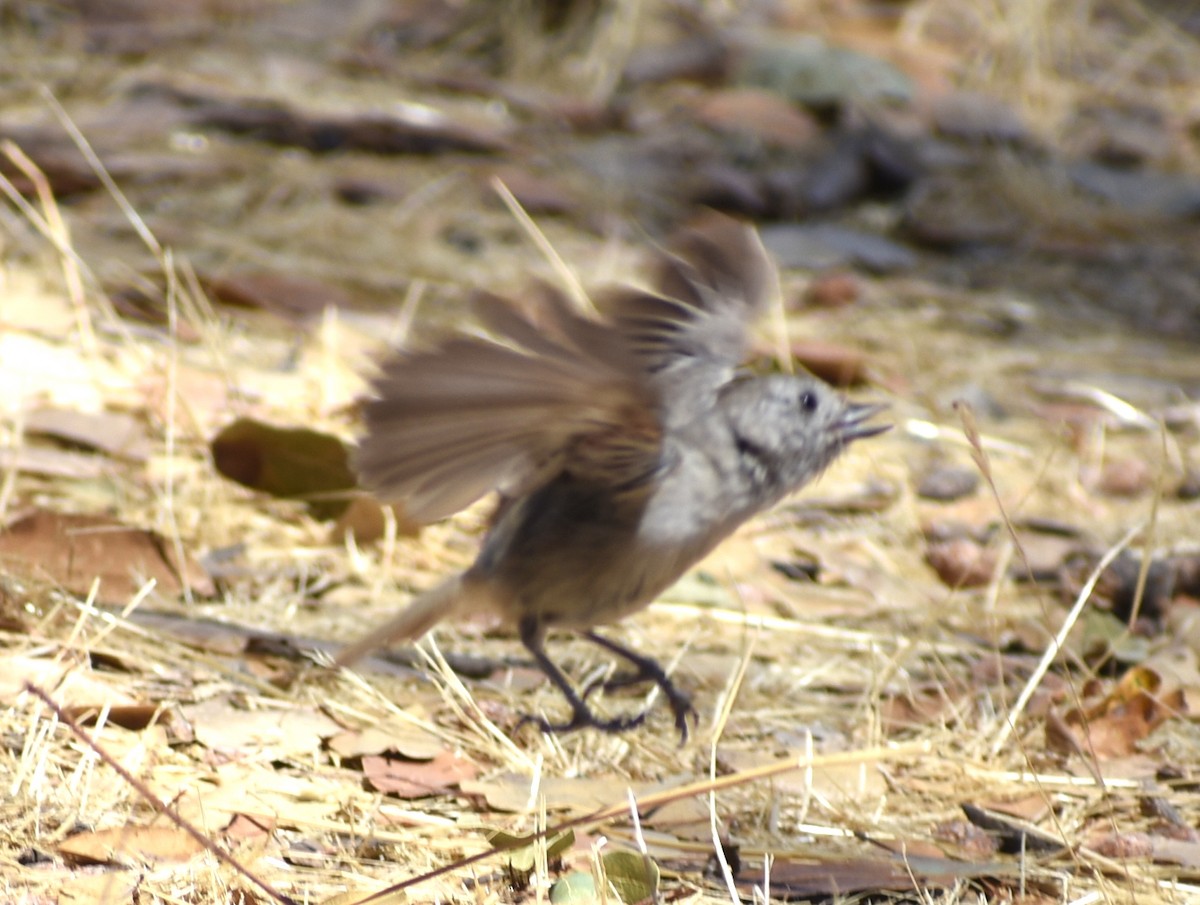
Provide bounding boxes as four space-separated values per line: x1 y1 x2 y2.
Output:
336 215 887 739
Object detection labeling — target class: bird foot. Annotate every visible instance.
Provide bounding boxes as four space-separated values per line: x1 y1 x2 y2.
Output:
516 704 647 736
581 669 697 743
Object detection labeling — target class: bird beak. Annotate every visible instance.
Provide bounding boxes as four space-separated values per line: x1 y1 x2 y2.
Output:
838 403 890 442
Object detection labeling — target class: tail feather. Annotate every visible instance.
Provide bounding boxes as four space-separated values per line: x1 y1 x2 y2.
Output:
333 575 472 669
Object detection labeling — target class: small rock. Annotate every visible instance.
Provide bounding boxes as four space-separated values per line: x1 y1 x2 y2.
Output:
737 35 913 109
803 272 862 309
692 87 820 151
1069 103 1172 168
901 172 1025 248
917 465 979 502
1095 457 1153 497
789 340 868 387
485 166 578 216
761 223 916 273
1069 162 1200 219
926 537 997 588
930 90 1028 144
1178 471 1200 501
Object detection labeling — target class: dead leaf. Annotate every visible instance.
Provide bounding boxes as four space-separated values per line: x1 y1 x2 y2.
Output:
0 510 211 602
53 871 140 904
204 271 354 321
210 417 357 520
803 271 862 309
222 812 276 844
330 496 421 544
0 654 137 711
1056 665 1177 760
58 825 205 865
978 794 1052 824
461 772 640 813
0 445 110 479
691 87 820 151
880 682 969 734
362 750 478 798
182 697 342 761
328 725 444 760
24 407 152 461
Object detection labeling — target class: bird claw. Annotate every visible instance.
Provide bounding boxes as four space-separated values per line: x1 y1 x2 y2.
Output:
518 620 696 743
542 669 696 743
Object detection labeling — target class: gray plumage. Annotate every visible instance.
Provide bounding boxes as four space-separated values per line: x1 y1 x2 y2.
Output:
338 215 887 738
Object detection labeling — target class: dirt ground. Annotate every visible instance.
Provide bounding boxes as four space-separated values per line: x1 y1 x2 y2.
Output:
2 1 1200 903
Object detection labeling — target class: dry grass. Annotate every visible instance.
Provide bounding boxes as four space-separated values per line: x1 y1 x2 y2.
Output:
2 1 1200 903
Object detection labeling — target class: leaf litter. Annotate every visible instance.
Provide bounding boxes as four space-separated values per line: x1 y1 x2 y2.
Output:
3 1 1200 903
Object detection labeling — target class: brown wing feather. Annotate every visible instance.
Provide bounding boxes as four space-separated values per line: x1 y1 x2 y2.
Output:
356 290 662 523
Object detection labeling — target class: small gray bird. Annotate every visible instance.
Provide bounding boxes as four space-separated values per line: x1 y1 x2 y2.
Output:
336 216 887 739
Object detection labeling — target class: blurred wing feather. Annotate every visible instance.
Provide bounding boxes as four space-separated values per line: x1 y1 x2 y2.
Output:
605 216 776 415
357 292 661 523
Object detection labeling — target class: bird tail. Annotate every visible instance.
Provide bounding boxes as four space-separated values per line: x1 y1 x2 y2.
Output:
332 574 469 670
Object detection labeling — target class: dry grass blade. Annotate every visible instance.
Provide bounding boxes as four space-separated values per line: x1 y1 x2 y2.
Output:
1 141 97 359
988 520 1143 757
492 175 593 312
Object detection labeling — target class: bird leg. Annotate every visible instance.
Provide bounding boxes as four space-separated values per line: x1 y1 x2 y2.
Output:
516 616 647 736
579 630 696 743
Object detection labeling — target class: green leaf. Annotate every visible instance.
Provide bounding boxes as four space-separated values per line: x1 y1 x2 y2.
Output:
210 417 357 520
486 829 575 874
602 850 659 904
549 870 597 904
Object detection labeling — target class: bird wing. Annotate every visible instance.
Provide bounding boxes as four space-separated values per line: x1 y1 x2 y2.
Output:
356 285 664 524
602 215 777 422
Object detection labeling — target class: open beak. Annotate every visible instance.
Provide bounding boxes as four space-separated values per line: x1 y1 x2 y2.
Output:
838 402 890 443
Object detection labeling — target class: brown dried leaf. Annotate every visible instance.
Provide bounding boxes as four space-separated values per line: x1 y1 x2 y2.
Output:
58 825 205 865
1058 667 1176 760
204 271 354 321
362 750 479 798
328 725 444 760
0 446 110 480
25 407 152 461
880 682 969 734
0 654 137 710
461 772 639 813
692 87 820 151
803 271 862 309
330 496 421 544
0 510 212 602
182 698 342 761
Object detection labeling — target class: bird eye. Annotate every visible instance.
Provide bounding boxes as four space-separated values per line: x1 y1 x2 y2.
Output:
799 391 818 413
